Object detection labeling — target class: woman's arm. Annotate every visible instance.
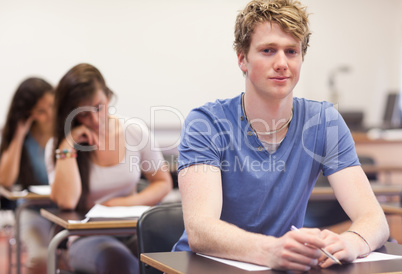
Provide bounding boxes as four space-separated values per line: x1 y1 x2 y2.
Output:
50 125 98 210
0 118 32 187
103 166 173 206
135 167 173 205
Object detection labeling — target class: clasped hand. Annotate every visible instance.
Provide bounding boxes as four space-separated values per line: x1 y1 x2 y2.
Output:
267 228 354 271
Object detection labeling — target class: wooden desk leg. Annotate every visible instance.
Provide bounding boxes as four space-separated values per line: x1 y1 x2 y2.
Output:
47 229 71 274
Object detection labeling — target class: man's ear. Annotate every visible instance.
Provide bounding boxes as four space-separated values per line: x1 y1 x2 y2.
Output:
237 52 247 73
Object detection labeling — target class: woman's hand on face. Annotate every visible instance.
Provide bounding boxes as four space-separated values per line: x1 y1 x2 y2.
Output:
62 125 99 149
16 116 34 138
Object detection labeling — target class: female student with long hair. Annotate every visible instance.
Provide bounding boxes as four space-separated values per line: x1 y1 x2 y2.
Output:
45 63 172 273
0 77 54 273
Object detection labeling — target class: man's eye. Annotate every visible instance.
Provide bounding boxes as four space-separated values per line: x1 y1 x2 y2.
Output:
287 49 298 55
263 49 273 53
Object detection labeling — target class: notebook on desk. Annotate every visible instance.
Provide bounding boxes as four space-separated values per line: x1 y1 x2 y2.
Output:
28 185 51 195
85 204 151 219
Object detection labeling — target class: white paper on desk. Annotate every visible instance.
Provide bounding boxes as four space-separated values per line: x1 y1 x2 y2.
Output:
353 252 402 263
28 185 51 195
85 204 150 218
197 254 270 271
11 189 28 197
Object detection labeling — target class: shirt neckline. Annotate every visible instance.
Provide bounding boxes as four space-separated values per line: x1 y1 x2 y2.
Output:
238 93 296 158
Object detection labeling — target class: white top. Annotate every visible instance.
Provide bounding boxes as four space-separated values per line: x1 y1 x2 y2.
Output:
45 118 165 210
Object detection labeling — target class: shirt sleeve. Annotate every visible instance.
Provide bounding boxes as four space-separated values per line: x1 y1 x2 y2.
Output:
177 108 223 172
321 105 360 176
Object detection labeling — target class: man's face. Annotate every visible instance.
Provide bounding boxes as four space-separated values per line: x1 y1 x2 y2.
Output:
238 22 303 100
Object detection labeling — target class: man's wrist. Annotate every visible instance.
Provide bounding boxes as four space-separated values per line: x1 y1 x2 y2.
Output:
341 230 371 259
345 230 371 258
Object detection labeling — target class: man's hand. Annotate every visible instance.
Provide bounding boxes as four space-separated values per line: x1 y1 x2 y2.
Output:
318 229 360 268
265 228 325 271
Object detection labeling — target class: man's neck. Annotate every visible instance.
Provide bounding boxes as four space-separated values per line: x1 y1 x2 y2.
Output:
243 91 293 131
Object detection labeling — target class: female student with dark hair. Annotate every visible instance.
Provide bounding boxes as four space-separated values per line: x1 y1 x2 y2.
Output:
0 77 54 273
45 63 172 273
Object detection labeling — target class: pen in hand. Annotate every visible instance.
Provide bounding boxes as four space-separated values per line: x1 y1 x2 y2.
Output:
290 225 342 265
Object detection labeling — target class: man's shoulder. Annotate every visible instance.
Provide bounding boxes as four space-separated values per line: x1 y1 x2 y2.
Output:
187 94 242 120
293 97 333 108
293 97 335 116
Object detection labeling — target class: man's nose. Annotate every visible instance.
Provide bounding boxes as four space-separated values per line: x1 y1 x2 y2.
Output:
273 51 288 71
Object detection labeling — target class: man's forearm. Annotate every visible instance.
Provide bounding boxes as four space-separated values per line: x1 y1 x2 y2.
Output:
186 217 272 266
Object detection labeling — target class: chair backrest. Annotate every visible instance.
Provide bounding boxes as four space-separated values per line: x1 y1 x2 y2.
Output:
137 203 184 274
358 155 377 181
304 173 350 228
304 155 377 228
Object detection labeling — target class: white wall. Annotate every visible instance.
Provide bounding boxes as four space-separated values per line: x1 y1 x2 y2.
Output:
300 0 402 127
0 0 401 134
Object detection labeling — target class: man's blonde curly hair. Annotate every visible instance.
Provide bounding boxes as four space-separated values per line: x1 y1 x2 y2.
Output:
234 0 311 60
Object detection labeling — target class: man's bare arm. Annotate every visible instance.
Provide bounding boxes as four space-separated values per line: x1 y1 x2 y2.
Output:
179 164 325 271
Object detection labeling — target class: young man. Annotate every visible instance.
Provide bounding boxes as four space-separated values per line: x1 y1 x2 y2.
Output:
172 0 389 271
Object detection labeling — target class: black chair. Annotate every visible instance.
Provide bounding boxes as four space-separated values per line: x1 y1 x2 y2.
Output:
358 155 377 181
304 155 377 228
136 203 184 274
304 173 350 228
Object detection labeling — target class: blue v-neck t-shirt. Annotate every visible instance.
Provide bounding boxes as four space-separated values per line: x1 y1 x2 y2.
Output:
173 93 359 251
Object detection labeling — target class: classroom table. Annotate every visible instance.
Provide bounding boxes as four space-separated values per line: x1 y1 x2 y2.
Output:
40 208 138 274
309 183 402 216
141 242 402 274
0 186 51 274
381 202 402 215
362 164 402 174
362 164 402 187
309 183 402 201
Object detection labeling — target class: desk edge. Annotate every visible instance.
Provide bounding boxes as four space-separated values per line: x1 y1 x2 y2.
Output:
141 253 183 274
